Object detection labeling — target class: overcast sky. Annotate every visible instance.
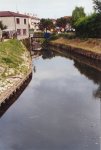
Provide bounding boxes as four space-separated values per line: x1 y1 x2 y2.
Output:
0 0 93 18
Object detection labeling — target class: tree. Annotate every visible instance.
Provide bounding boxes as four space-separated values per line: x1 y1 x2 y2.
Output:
93 0 101 13
75 13 101 38
0 21 7 30
56 17 70 31
39 19 54 32
72 7 86 27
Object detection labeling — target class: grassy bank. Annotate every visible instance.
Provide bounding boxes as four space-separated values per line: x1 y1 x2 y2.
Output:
0 39 31 95
0 39 31 78
51 38 101 54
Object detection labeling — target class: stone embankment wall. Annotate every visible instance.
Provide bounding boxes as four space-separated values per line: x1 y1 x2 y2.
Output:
0 68 32 106
50 45 101 73
50 43 101 61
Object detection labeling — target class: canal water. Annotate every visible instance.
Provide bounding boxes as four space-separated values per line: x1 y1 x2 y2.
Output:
0 49 100 150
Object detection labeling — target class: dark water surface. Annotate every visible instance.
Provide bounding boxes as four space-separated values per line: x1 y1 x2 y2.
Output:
0 50 100 150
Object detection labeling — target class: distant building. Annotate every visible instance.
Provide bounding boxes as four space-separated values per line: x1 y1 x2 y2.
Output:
28 15 40 33
55 16 74 32
0 11 29 39
52 19 56 25
63 16 74 31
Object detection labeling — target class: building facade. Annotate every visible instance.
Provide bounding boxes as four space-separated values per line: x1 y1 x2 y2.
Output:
28 15 40 32
0 11 29 39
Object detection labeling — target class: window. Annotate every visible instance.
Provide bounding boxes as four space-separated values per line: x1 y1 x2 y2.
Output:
16 18 20 24
24 19 26 24
17 29 21 35
23 29 27 35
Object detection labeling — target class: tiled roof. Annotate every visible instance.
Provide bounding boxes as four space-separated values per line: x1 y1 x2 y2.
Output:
63 16 72 19
0 11 29 18
28 16 40 20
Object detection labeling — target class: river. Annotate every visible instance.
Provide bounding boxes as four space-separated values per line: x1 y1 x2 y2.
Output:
0 48 100 150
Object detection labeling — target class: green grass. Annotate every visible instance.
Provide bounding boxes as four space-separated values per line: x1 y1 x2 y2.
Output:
0 39 29 78
51 38 101 54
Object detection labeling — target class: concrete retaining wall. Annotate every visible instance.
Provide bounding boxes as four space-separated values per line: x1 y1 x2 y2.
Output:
0 69 32 106
50 42 101 61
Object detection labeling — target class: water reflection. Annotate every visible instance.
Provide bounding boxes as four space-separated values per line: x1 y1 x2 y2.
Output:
94 84 101 99
34 48 101 100
42 49 55 60
0 47 100 150
74 61 101 100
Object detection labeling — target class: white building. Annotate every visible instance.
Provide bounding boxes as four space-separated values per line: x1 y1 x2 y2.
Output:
0 11 29 39
28 15 40 33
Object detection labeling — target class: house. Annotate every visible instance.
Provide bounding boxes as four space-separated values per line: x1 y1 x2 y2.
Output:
52 19 56 25
28 15 40 33
0 11 29 39
63 16 74 31
55 16 74 32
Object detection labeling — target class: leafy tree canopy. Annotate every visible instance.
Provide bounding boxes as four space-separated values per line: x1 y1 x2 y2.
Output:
39 19 54 32
72 7 86 27
56 17 71 30
75 13 101 38
93 0 101 13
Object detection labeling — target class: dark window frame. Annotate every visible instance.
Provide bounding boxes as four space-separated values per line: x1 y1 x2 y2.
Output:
17 29 21 35
16 18 20 24
24 19 26 24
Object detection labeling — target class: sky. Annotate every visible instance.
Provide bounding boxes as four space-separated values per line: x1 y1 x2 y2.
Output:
0 0 93 18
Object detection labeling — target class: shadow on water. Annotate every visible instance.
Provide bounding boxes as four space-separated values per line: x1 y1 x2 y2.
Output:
33 47 101 100
0 73 32 118
73 61 101 99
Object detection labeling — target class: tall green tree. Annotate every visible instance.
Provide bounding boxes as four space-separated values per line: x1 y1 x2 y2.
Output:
72 7 86 27
39 19 54 32
75 13 101 38
93 0 101 13
0 21 7 30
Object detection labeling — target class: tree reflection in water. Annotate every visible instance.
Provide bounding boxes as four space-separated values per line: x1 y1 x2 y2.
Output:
93 84 101 100
33 48 101 100
74 61 101 100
